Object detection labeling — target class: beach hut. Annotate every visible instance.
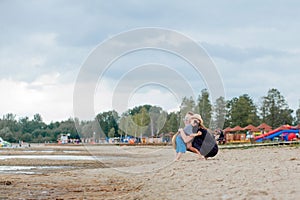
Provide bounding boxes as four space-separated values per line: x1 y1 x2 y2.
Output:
230 126 241 141
223 128 233 142
231 126 243 132
257 123 272 132
243 124 259 141
231 126 244 141
223 127 232 133
243 124 260 132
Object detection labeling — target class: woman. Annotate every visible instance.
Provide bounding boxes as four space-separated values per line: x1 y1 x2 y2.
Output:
191 119 219 159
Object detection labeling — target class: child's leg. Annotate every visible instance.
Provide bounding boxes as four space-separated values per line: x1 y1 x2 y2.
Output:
175 152 182 161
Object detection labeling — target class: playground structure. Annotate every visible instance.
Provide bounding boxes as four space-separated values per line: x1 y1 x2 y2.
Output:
255 125 299 142
223 124 299 144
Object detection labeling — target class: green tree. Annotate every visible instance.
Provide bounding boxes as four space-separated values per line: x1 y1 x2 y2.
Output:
33 134 43 143
161 112 179 133
212 96 226 129
56 118 79 139
0 113 20 132
260 88 293 128
156 110 168 135
0 127 8 139
0 127 17 142
108 127 115 138
119 115 130 137
179 96 196 127
21 132 33 142
125 105 152 116
32 113 46 129
96 110 119 137
226 94 259 128
19 117 34 134
149 106 167 136
48 121 60 130
296 103 300 125
5 131 16 143
81 122 94 138
195 89 212 127
33 113 42 123
133 107 150 137
118 115 139 137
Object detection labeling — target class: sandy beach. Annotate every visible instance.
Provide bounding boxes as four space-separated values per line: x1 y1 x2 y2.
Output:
0 144 299 200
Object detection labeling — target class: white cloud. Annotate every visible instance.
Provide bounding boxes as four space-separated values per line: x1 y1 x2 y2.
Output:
0 74 74 123
128 88 181 112
94 78 183 116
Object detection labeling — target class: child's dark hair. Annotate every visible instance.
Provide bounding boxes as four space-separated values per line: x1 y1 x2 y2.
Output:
194 120 207 131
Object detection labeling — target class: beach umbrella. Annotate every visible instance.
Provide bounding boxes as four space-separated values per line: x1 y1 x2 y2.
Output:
231 126 243 132
243 124 260 132
257 123 272 131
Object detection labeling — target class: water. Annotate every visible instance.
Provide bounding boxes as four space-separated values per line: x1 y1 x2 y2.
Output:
0 154 127 161
0 155 97 160
0 154 128 174
0 166 73 174
63 150 82 153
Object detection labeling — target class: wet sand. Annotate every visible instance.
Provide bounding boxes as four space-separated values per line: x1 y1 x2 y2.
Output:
0 144 299 199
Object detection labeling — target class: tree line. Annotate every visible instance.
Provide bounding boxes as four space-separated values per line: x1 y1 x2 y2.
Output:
0 88 299 143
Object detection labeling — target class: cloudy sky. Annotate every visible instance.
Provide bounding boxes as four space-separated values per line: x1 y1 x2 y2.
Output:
1 0 300 122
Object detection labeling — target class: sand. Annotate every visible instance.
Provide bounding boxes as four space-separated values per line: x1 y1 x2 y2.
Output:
0 144 299 200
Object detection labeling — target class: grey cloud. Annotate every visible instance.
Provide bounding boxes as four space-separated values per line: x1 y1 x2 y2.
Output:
201 42 289 63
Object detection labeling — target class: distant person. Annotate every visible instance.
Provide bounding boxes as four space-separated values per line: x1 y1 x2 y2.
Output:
217 129 225 145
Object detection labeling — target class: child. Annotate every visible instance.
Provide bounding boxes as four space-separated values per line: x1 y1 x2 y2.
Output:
175 112 199 161
179 114 203 158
